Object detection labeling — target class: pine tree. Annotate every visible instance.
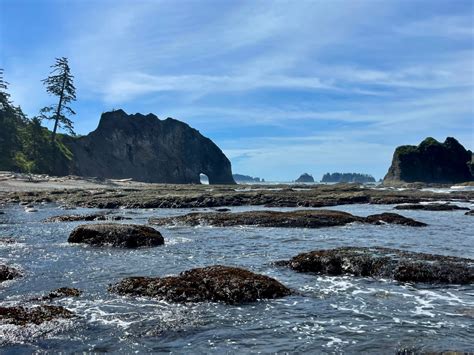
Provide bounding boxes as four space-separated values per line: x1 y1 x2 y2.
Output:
40 57 76 143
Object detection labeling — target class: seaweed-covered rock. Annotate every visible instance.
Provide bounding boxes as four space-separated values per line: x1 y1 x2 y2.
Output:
364 213 427 227
0 305 74 325
276 247 473 284
45 213 131 222
150 210 361 228
150 210 426 228
41 287 82 300
0 264 22 283
68 224 164 248
394 203 469 211
110 265 291 304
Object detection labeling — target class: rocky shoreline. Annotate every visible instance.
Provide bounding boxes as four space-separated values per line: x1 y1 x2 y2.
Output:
1 180 473 210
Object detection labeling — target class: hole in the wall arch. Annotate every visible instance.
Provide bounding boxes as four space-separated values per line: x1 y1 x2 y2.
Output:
199 173 209 185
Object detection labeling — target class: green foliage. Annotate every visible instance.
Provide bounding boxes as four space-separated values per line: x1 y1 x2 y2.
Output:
40 57 77 139
0 68 73 174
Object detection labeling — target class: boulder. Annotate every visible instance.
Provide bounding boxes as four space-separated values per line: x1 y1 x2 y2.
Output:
68 224 164 248
0 305 74 325
110 265 291 304
383 137 473 184
276 247 473 284
149 210 426 228
0 264 22 283
63 110 235 184
295 173 315 183
394 203 470 211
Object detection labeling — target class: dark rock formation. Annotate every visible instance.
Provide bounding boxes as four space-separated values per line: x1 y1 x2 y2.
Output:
64 110 235 184
0 264 22 283
41 287 82 300
276 247 473 284
233 174 263 183
465 210 474 216
295 173 314 183
321 172 376 183
109 265 291 304
364 213 427 227
0 305 74 325
68 223 164 248
0 237 17 245
384 137 473 184
45 213 131 222
394 203 470 211
149 210 426 228
4 183 473 210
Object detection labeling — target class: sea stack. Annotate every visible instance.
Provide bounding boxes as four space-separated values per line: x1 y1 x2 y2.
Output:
295 173 315 183
383 137 473 185
63 110 236 184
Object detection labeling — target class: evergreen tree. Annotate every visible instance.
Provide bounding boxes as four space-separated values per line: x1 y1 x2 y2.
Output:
0 69 22 169
40 57 76 143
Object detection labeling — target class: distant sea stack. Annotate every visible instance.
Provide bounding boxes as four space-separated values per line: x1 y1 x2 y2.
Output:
295 173 314 183
233 174 264 183
383 137 473 185
64 110 235 184
322 173 375 183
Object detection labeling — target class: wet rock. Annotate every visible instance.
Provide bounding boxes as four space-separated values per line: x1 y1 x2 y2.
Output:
150 210 426 228
465 210 474 216
0 237 17 245
394 203 470 211
110 265 291 304
214 208 231 212
276 247 473 284
364 213 427 227
0 265 22 283
150 209 362 228
68 223 164 248
44 213 131 222
40 287 82 300
0 305 74 325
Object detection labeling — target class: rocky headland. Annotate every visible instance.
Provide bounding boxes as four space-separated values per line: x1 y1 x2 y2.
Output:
63 110 235 184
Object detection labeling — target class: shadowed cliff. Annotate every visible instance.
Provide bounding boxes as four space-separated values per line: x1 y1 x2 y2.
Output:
64 110 235 184
383 137 473 185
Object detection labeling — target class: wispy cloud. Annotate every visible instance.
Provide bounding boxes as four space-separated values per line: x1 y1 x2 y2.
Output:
1 0 472 180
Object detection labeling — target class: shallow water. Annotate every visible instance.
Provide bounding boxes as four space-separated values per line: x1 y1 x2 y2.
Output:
0 202 473 353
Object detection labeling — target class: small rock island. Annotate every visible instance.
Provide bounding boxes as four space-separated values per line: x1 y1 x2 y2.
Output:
383 137 473 185
295 173 315 183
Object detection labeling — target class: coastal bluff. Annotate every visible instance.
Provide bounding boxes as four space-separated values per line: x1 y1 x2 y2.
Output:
383 137 473 185
64 110 235 184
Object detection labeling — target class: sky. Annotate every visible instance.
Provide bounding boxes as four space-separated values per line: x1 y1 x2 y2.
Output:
1 0 473 181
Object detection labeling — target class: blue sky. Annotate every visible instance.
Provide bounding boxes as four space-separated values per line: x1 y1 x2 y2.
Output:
1 0 473 181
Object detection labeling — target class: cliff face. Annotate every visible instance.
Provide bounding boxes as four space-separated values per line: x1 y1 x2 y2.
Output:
383 137 473 184
64 110 235 184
